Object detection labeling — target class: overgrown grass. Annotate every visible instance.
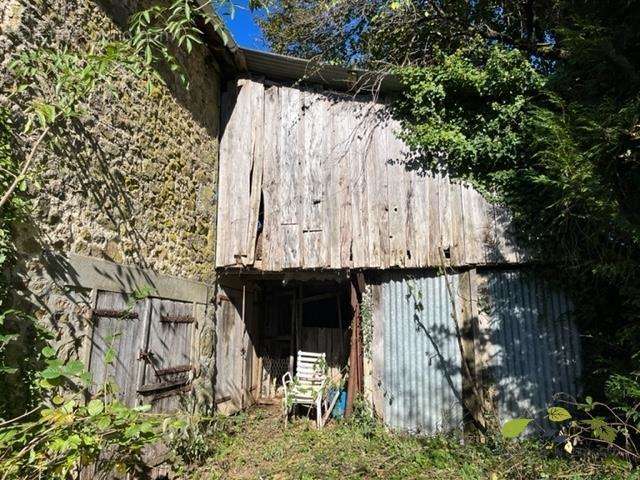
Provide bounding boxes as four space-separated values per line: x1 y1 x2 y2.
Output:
176 406 639 480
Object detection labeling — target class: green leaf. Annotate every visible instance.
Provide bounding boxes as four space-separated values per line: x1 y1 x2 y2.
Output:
598 425 617 443
145 44 153 65
42 346 56 358
0 429 17 444
40 366 62 379
64 360 85 376
548 406 571 422
61 400 76 413
104 347 116 365
501 418 532 438
79 371 93 385
96 415 112 429
87 399 104 416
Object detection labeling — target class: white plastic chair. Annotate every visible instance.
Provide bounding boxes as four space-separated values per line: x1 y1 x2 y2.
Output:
282 351 327 428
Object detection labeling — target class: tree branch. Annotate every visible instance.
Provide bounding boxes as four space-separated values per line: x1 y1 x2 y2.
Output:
0 125 51 211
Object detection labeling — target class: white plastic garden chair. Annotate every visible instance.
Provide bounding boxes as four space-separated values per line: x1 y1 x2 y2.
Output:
282 351 327 428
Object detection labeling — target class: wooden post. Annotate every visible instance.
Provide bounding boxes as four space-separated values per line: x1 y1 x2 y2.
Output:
289 293 295 376
240 285 246 408
459 270 485 432
345 273 365 417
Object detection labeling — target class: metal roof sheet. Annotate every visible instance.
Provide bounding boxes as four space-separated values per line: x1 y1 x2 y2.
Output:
239 48 403 94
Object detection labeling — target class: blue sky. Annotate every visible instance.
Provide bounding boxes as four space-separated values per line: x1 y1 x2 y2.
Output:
218 1 269 51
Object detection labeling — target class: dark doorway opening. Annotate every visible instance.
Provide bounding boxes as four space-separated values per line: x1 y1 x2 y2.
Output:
256 277 351 401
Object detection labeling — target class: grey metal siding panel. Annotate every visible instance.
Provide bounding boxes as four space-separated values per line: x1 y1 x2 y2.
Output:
481 270 581 423
380 271 464 434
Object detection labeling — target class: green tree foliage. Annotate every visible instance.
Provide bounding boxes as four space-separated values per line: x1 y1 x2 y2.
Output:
259 0 563 68
260 0 640 429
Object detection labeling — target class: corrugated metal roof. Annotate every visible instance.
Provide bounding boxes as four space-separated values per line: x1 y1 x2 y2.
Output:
239 48 403 93
479 270 582 426
380 271 464 434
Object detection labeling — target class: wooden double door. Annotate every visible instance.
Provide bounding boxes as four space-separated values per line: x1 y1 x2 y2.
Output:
88 291 197 412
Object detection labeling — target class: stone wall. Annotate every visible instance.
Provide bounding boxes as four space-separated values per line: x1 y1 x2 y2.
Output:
0 0 221 413
2 0 219 283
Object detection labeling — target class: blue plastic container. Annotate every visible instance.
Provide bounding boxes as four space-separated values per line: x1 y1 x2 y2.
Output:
329 388 347 419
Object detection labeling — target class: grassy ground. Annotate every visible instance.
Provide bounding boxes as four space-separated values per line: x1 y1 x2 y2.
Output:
178 405 638 480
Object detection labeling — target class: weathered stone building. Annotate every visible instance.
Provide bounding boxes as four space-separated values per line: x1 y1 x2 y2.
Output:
1 0 582 432
1 0 226 412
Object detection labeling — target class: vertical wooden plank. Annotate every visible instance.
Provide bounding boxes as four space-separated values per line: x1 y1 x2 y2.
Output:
217 79 257 266
215 85 233 267
324 96 342 269
475 190 493 266
261 85 281 271
458 270 485 429
370 284 385 418
473 271 497 416
407 169 429 268
427 174 441 266
365 107 389 268
279 86 302 268
483 202 500 264
461 184 479 264
142 299 193 412
386 128 407 267
450 182 466 266
462 187 493 265
366 107 390 269
215 286 248 415
82 289 99 372
89 292 145 407
245 82 266 265
349 101 373 268
135 298 152 405
334 100 354 267
493 203 520 264
300 90 328 268
439 175 452 266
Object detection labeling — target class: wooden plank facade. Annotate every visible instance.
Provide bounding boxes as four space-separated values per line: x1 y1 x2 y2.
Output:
217 78 525 271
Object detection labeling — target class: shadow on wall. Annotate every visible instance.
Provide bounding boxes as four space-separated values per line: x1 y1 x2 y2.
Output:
477 270 581 426
376 269 581 435
99 0 220 137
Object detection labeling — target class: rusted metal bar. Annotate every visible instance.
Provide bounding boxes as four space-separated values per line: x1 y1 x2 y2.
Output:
156 364 193 376
137 378 189 394
93 309 138 319
149 384 192 402
160 314 194 324
214 394 232 405
216 293 231 304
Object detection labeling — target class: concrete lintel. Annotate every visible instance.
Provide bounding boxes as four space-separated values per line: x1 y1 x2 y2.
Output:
54 253 211 304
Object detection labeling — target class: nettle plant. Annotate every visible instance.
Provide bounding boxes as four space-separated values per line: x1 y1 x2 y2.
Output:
0 345 165 479
502 397 640 461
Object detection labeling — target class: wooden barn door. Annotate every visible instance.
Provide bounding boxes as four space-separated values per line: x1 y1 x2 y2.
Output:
137 298 195 412
215 282 258 415
89 291 150 407
88 292 195 411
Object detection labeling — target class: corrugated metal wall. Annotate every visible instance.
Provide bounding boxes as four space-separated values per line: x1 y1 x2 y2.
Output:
375 268 582 435
380 271 464 434
478 270 581 423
